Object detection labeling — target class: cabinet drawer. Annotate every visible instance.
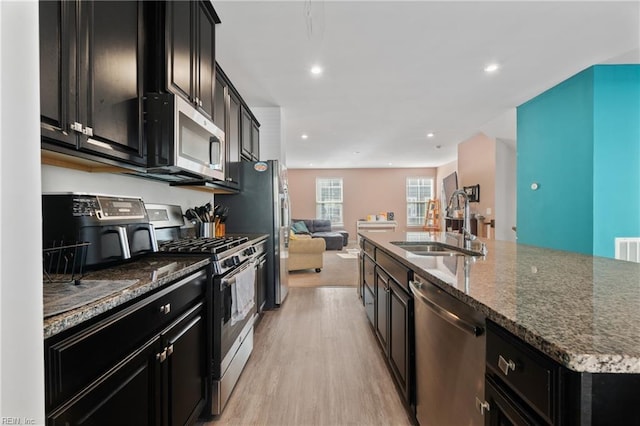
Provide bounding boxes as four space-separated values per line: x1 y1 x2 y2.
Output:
46 268 207 410
376 250 412 292
362 239 375 259
486 321 558 423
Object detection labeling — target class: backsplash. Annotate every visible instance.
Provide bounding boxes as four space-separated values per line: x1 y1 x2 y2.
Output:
41 165 213 213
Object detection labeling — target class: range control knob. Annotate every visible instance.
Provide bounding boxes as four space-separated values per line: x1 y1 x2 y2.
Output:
223 257 239 268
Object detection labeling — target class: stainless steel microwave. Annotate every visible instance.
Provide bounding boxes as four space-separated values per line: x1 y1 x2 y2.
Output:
144 93 225 182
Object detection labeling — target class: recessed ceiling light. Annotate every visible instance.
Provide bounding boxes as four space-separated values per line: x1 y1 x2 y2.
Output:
435 145 442 149
301 134 309 140
388 162 393 166
310 65 323 75
426 132 435 138
308 163 313 166
484 63 500 73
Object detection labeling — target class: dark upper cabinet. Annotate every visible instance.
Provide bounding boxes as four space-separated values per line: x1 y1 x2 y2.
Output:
251 121 260 161
227 89 242 185
39 1 76 147
77 1 145 163
214 66 241 189
240 106 260 161
166 1 219 120
39 0 145 166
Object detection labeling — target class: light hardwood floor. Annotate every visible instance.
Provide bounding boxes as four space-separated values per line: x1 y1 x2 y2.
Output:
202 287 413 426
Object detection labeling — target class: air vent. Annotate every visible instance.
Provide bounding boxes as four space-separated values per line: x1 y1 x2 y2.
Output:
615 238 640 263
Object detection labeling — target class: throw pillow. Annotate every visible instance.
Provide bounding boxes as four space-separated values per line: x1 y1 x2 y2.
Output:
291 221 310 234
289 230 298 240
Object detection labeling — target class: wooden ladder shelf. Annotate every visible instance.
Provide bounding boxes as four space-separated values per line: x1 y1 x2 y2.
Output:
423 199 441 232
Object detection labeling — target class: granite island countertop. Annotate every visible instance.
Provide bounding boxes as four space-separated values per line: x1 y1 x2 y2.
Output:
43 254 211 339
359 230 640 374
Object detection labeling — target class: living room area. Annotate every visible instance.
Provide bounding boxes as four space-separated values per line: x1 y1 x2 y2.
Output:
285 131 517 288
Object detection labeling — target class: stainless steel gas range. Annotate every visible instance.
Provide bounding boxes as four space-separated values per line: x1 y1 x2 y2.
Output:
147 204 267 417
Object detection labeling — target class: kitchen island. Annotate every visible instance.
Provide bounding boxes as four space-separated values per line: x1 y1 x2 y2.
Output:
359 230 640 425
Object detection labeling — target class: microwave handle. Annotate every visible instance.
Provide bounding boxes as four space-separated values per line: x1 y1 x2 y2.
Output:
209 136 221 167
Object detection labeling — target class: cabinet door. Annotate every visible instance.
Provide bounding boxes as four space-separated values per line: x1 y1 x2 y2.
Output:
375 268 389 353
39 0 77 147
47 337 161 426
163 305 207 426
167 1 193 102
240 106 253 160
256 255 267 314
78 1 144 165
226 89 242 186
196 1 215 119
389 279 413 402
213 72 227 133
485 376 539 426
251 121 260 160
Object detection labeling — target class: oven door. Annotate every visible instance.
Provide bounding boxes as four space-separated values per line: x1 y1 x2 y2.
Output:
219 259 257 375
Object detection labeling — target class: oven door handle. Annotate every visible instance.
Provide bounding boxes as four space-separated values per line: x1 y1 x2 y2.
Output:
222 260 254 287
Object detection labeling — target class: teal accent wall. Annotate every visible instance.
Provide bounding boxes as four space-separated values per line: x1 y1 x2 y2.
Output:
593 65 640 258
517 65 640 258
517 68 594 254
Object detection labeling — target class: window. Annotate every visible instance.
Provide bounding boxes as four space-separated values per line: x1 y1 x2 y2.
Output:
406 177 433 226
316 177 343 225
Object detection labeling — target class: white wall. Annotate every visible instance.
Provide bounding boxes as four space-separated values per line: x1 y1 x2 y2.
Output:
495 139 517 242
0 1 45 421
42 165 213 213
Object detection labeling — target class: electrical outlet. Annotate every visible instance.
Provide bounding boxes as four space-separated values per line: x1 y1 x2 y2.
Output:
486 208 492 215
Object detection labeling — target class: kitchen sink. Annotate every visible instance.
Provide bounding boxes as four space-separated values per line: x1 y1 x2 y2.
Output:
391 241 463 256
391 241 484 257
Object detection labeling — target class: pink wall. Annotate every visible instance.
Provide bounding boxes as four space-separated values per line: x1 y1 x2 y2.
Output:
457 133 496 221
288 168 437 240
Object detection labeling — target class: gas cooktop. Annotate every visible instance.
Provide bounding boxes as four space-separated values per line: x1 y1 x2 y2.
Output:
157 236 250 255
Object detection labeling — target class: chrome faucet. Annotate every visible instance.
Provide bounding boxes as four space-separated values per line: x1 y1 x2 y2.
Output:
447 189 476 250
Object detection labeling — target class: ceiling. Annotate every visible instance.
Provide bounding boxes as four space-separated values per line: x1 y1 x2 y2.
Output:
214 1 640 169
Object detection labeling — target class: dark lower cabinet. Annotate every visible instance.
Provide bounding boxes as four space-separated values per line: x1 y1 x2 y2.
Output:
375 267 389 353
388 279 412 402
163 307 207 426
485 375 539 426
48 337 161 426
370 255 414 405
45 268 209 426
255 254 268 314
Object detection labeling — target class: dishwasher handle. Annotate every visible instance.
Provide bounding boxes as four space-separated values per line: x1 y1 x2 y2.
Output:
410 280 484 337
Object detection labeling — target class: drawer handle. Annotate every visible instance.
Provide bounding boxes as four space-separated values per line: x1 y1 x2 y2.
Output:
157 348 167 363
166 344 174 357
159 303 171 314
498 354 516 376
475 397 490 415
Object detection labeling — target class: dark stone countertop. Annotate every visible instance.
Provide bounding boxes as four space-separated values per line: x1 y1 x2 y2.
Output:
359 230 640 374
43 255 211 339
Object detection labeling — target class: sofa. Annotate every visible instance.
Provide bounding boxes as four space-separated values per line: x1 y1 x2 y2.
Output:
291 219 349 250
288 234 326 272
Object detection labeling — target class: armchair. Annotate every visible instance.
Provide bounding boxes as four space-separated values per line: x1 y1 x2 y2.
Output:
288 234 326 272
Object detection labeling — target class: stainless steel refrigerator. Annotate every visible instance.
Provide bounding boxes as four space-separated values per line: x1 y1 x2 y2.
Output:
216 160 289 309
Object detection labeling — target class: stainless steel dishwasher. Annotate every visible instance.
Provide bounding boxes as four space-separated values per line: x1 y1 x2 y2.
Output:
410 274 487 426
